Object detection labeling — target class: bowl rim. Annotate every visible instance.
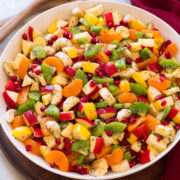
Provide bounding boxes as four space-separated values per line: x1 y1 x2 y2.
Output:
0 1 180 179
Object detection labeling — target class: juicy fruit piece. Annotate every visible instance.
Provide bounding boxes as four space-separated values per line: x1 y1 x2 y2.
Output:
17 100 35 114
119 80 130 93
96 145 112 159
44 105 60 119
72 123 90 140
148 76 171 91
73 69 88 85
97 107 117 119
3 90 18 108
90 136 104 154
11 126 32 141
84 13 99 25
104 122 126 134
84 103 97 120
71 140 90 155
41 63 54 83
92 120 106 137
28 92 41 102
39 145 50 158
45 150 69 172
140 47 153 60
129 19 146 30
129 102 150 116
93 51 110 64
83 62 100 74
127 133 138 144
11 115 25 129
132 124 149 138
59 111 75 121
62 47 78 58
156 106 171 121
118 92 138 103
145 114 157 130
132 72 147 88
102 61 119 77
165 43 178 57
159 59 180 72
62 79 83 97
31 46 46 60
75 117 95 129
137 56 158 70
34 36 46 47
43 57 64 72
42 94 52 106
23 110 38 125
115 58 126 70
130 83 147 96
22 40 33 56
147 86 161 103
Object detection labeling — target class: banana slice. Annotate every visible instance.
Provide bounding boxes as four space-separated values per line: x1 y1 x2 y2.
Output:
63 96 80 112
53 38 72 51
55 51 72 66
51 84 62 105
116 26 129 39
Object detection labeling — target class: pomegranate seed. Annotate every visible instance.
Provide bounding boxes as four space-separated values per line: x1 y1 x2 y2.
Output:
165 40 172 46
105 50 112 56
135 57 142 63
159 49 163 55
83 168 88 174
50 162 56 168
87 73 93 80
113 25 119 29
40 106 46 112
102 82 109 87
165 51 171 59
34 69 41 75
95 68 101 73
51 35 58 42
175 124 180 130
122 118 128 123
84 57 90 61
157 136 161 142
129 115 136 123
125 131 130 138
65 143 71 150
120 140 128 146
107 21 113 28
6 106 12 111
143 134 148 141
68 166 75 172
80 170 85 175
63 31 69 38
16 87 22 92
22 33 28 40
48 39 53 45
64 138 70 144
132 159 137 165
78 55 84 61
80 96 88 103
14 80 21 87
52 146 58 151
125 43 131 48
155 94 165 100
90 33 96 38
32 60 40 65
142 144 147 151
10 76 17 82
106 131 113 136
130 78 135 83
39 59 43 64
89 80 97 87
98 71 103 77
100 63 105 68
129 163 134 168
114 80 120 85
56 139 61 145
105 118 115 124
76 166 83 172
161 100 167 106
91 38 99 44
161 120 169 126
131 151 137 156
120 20 128 27
25 145 32 151
68 33 73 40
126 58 132 64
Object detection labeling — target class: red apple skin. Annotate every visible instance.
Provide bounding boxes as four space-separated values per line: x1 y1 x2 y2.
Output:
91 137 104 154
23 110 38 125
5 80 15 92
102 62 118 77
87 85 100 98
78 102 86 113
97 107 117 119
75 117 95 128
29 26 34 41
104 12 114 27
168 107 179 119
64 66 77 77
3 90 16 108
34 128 43 137
60 112 74 121
40 85 54 94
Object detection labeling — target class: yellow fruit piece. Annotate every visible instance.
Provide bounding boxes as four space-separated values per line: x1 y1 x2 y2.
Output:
22 40 34 56
153 101 162 112
113 139 119 145
51 76 67 86
11 126 32 141
97 17 105 26
62 47 78 58
42 94 52 106
40 145 51 158
33 29 42 40
147 86 161 103
34 36 46 47
127 133 137 144
132 72 147 88
72 123 90 140
83 62 99 74
84 13 99 25
84 103 97 120
112 88 120 96
149 103 159 117
119 80 130 93
154 36 164 49
48 19 58 34
129 19 146 30
173 112 180 123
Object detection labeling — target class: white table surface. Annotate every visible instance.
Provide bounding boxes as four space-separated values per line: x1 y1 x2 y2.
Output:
0 0 130 179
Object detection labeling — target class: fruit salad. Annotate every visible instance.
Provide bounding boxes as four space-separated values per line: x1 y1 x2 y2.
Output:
3 3 180 176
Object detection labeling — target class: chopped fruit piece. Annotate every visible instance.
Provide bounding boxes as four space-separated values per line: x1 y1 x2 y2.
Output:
132 72 147 88
23 110 38 125
84 103 97 120
83 62 100 74
97 107 117 119
60 111 75 121
102 62 119 77
75 117 95 128
90 136 104 154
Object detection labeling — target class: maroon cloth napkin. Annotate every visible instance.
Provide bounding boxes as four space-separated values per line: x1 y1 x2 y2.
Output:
130 0 180 179
131 0 180 34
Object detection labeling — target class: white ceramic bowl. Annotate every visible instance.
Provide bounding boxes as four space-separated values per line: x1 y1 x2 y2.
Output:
1 1 180 179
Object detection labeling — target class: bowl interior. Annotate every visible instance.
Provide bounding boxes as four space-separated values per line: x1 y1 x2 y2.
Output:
0 1 180 179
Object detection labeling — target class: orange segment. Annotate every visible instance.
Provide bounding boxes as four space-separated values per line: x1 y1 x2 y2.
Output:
93 51 110 64
145 114 157 131
137 56 157 70
96 146 112 159
118 92 138 103
45 150 69 172
43 57 64 72
11 115 25 129
129 29 137 41
17 86 30 106
165 43 178 57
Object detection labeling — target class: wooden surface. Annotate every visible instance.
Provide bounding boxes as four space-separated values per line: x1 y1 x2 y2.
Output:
0 125 166 180
0 0 166 179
